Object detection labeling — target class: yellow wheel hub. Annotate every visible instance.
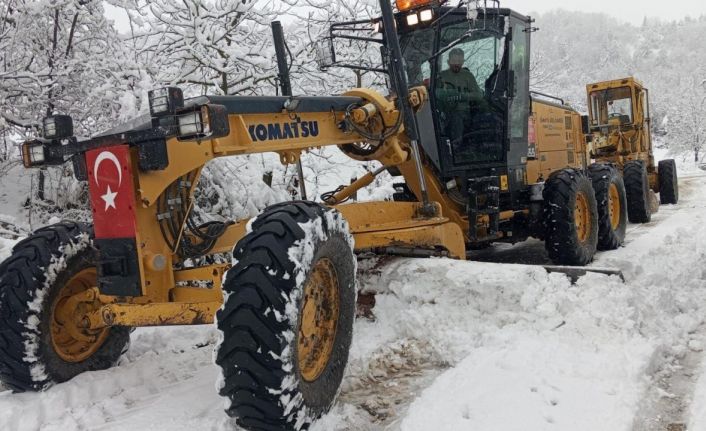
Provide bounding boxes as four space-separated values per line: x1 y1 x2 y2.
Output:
608 183 621 230
297 258 340 382
50 268 109 363
575 191 591 243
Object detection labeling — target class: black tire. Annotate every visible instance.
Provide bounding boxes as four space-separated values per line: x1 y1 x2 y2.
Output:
215 202 356 431
658 159 679 204
0 222 130 392
623 160 652 223
588 164 627 250
543 168 598 265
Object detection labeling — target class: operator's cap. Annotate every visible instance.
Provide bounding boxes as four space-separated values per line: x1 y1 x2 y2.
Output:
448 48 465 65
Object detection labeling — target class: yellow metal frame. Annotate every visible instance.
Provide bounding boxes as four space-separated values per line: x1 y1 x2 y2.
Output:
66 86 478 331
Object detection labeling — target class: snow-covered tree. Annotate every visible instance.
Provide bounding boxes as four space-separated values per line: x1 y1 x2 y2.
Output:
0 0 143 225
129 0 293 96
288 0 385 95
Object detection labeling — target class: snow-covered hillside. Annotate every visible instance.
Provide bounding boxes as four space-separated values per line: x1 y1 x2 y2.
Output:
1 171 704 431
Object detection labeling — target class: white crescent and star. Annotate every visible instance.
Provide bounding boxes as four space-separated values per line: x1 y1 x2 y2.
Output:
93 151 123 211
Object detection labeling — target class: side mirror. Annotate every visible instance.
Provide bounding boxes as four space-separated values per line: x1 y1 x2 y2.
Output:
315 37 335 71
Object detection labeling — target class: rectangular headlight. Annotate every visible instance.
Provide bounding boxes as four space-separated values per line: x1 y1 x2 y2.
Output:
43 115 73 140
149 87 184 117
176 104 229 141
406 13 419 26
21 140 46 168
177 111 203 137
420 9 433 21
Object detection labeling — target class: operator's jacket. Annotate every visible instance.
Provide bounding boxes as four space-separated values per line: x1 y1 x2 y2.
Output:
438 68 484 112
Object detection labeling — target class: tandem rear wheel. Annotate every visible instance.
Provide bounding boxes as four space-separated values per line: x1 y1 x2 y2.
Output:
658 159 679 205
588 163 628 250
623 160 652 223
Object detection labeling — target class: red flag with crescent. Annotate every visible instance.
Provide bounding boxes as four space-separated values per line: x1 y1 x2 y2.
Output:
86 145 137 239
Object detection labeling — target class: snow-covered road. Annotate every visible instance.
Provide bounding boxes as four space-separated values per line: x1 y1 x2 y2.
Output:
1 174 705 431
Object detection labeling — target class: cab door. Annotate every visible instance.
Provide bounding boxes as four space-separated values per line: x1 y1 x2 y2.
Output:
506 15 532 194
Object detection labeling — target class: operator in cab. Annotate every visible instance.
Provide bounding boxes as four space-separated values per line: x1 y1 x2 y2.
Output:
438 48 485 144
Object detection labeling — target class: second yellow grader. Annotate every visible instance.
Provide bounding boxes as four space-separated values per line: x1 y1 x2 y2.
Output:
586 77 679 224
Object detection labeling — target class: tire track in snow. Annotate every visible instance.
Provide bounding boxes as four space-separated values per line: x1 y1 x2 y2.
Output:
623 174 706 431
630 329 705 431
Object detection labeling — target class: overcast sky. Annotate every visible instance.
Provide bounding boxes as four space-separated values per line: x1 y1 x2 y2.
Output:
104 0 706 32
502 0 706 24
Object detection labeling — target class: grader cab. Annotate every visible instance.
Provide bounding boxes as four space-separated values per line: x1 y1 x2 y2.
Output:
0 1 625 430
586 77 679 223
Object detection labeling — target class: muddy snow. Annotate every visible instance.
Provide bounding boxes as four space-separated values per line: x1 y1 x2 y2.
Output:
1 175 705 430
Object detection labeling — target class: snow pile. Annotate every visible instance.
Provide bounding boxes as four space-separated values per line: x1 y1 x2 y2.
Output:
1 176 705 430
317 174 706 430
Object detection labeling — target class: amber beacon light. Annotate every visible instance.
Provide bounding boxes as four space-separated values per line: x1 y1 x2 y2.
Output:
396 0 445 12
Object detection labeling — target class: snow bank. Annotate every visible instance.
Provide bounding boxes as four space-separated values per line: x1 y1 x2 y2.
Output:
0 237 19 263
1 173 705 430
320 174 706 430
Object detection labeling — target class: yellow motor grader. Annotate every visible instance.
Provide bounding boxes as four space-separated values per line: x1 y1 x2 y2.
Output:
586 77 679 224
0 1 618 429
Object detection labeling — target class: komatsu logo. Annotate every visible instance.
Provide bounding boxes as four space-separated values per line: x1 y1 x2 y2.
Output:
248 120 320 142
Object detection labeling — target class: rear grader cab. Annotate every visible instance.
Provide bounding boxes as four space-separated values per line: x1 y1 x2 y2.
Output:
0 1 621 430
586 77 679 223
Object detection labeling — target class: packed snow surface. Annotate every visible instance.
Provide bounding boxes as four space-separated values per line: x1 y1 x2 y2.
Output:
1 173 706 430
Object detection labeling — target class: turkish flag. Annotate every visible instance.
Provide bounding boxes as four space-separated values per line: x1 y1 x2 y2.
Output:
86 145 137 239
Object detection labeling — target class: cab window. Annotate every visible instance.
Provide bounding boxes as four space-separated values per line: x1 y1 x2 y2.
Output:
590 87 634 126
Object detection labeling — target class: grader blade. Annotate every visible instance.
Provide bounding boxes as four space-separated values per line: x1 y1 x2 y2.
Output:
542 265 625 283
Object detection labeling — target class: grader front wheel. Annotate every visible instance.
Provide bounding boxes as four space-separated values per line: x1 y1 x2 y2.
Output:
0 222 130 392
50 267 110 363
543 169 599 266
215 202 356 431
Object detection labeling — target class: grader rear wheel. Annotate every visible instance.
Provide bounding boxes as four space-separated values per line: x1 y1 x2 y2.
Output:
588 164 627 250
0 222 130 392
216 202 356 431
624 160 652 223
543 168 599 266
658 159 679 204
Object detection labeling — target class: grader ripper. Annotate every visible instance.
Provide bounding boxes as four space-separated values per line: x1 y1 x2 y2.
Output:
0 1 632 429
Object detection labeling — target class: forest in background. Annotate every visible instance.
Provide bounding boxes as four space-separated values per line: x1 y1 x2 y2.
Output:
0 0 704 229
